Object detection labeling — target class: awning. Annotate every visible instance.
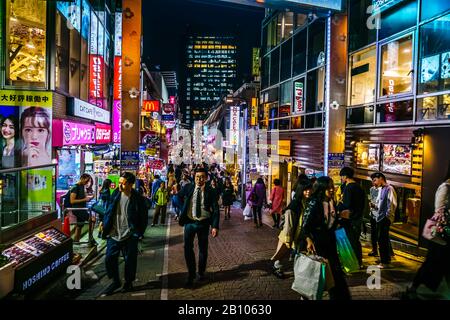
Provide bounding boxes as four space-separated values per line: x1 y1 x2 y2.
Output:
204 104 227 126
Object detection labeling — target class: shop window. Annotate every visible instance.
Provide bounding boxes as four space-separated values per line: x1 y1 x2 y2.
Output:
55 12 70 93
349 46 376 106
305 113 323 129
269 104 278 120
379 0 417 40
293 30 307 76
280 81 292 106
418 13 450 94
417 94 450 121
421 0 450 21
348 0 376 52
262 24 268 55
380 35 413 97
291 116 304 129
269 119 278 130
307 20 325 70
283 12 294 40
276 13 283 46
6 0 47 86
270 47 280 86
376 99 414 123
267 18 277 51
280 39 292 81
347 105 375 125
295 13 307 30
306 67 325 113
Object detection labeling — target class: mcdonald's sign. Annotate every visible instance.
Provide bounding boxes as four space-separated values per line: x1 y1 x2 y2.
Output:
142 100 160 113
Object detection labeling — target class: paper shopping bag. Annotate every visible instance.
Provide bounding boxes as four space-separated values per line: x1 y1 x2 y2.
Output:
291 253 323 300
335 227 360 273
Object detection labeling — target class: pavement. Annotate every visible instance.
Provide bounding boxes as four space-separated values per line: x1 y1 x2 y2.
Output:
13 202 447 300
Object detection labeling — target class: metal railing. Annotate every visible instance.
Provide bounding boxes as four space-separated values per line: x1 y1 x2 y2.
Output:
0 209 54 229
62 207 97 245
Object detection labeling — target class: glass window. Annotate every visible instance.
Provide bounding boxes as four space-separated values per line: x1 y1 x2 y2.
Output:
349 46 376 106
296 13 307 30
348 0 376 52
379 0 417 40
55 12 70 92
347 106 375 125
267 18 277 51
376 99 414 123
270 47 280 86
421 0 450 21
69 29 81 98
308 20 325 70
7 0 47 86
280 39 292 81
418 13 450 94
291 116 304 129
280 81 292 106
262 24 268 55
380 35 413 97
306 67 325 113
279 105 290 130
417 94 450 121
305 113 323 128
293 30 307 76
276 13 283 46
80 36 89 101
283 12 294 40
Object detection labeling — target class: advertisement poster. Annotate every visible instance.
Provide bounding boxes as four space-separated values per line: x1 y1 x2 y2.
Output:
357 144 380 171
21 169 55 212
420 54 440 83
57 149 80 190
382 144 412 175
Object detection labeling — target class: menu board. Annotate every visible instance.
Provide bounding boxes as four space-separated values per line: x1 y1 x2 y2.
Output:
382 144 412 175
2 228 69 267
356 143 380 171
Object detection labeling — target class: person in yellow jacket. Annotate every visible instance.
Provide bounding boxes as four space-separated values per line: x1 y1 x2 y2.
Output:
152 181 169 226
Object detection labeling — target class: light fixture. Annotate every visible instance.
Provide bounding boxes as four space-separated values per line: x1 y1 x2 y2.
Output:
129 87 139 98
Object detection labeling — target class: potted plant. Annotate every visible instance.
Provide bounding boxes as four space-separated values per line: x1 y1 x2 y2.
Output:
0 252 16 299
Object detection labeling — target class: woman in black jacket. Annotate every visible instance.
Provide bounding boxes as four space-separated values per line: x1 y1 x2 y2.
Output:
97 179 112 237
301 176 351 300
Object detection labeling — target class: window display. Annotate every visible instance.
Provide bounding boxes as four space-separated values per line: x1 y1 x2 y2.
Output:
377 99 413 123
7 0 47 86
349 47 376 106
380 35 413 97
417 94 450 121
356 143 380 171
381 144 412 175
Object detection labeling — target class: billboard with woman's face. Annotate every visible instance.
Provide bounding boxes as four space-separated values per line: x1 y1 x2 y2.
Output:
0 106 20 169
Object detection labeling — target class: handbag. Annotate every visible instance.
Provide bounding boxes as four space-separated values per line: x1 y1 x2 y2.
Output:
291 253 326 300
92 199 106 215
335 227 360 273
243 203 252 217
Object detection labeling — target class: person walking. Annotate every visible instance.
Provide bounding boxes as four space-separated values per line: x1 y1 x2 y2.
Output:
171 182 182 220
250 177 267 228
152 181 169 226
101 172 149 295
70 174 95 245
269 179 284 229
167 167 176 190
301 176 351 300
403 164 450 299
271 180 312 279
177 167 220 288
337 167 366 268
151 175 162 206
221 178 235 220
370 172 397 268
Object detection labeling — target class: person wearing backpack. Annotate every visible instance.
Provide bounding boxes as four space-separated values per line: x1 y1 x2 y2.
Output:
152 181 169 226
250 178 267 228
70 174 95 245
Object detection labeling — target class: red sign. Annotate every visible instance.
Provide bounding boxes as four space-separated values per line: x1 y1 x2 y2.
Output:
89 55 104 102
113 57 122 100
142 100 160 113
95 123 112 144
148 159 164 170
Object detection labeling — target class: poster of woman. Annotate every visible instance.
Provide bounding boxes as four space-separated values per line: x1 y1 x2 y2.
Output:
20 106 52 167
0 106 21 169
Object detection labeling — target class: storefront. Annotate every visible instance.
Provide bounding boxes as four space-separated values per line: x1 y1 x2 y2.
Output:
345 0 450 252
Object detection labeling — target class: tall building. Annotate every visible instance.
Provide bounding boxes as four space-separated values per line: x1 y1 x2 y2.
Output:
183 35 237 127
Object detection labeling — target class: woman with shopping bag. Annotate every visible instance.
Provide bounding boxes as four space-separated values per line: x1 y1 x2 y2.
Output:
301 176 351 300
271 180 313 278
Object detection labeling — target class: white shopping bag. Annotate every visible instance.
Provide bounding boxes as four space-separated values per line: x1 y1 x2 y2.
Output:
291 253 323 300
243 203 252 217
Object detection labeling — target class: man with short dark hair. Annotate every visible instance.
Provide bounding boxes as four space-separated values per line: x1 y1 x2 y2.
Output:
178 167 220 288
370 172 397 268
101 172 149 295
337 167 365 268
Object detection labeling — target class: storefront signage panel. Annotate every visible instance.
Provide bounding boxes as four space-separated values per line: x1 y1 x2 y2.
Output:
278 140 291 156
69 97 111 123
114 57 122 100
252 48 260 77
95 123 112 144
114 12 122 56
142 100 160 113
251 97 258 126
382 144 412 175
230 106 240 146
113 100 122 144
294 81 304 114
0 90 52 107
53 120 95 146
57 0 81 33
356 144 380 171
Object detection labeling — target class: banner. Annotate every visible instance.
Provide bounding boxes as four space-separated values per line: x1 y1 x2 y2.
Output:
95 123 112 144
294 81 304 114
230 106 240 146
53 120 95 146
89 55 105 108
0 90 52 107
113 100 122 144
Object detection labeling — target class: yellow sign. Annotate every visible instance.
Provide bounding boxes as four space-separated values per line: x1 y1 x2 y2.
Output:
251 97 258 126
0 90 52 107
278 140 291 156
252 48 260 77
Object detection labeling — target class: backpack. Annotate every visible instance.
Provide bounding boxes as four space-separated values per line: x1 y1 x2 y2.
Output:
61 190 72 208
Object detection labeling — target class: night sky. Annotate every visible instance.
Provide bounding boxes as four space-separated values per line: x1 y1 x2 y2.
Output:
142 0 265 88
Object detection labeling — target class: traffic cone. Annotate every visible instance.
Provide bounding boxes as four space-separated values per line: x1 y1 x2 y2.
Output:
63 214 71 237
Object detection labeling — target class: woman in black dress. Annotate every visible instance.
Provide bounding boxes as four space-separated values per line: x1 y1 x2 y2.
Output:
222 178 235 220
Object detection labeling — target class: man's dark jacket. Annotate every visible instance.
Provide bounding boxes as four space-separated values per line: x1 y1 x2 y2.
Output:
178 183 220 229
102 189 149 239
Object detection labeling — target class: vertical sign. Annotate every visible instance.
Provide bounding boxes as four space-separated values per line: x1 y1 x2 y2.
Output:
89 55 104 108
294 81 304 113
252 48 260 77
251 97 258 126
113 57 122 100
230 106 240 146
